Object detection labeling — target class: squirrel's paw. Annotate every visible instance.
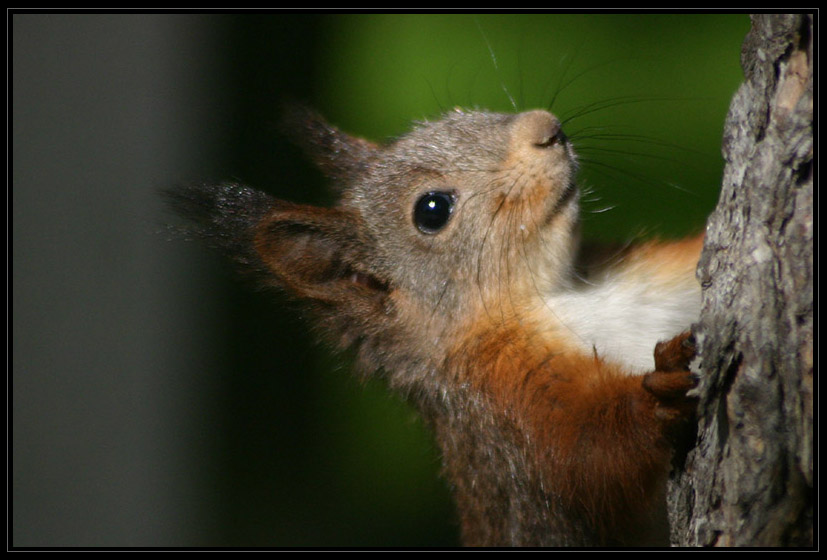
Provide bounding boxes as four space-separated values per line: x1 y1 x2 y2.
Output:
653 330 696 373
643 331 698 423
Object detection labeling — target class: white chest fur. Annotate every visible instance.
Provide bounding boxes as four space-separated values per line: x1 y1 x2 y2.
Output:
546 273 701 373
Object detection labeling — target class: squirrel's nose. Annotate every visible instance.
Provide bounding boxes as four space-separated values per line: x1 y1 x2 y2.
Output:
513 110 566 149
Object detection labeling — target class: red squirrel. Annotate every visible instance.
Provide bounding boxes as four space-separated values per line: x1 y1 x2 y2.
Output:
167 107 702 546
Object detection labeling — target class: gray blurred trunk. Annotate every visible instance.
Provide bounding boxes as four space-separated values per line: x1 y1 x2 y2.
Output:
667 14 813 547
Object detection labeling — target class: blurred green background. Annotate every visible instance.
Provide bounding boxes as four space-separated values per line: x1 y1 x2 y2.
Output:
13 13 748 547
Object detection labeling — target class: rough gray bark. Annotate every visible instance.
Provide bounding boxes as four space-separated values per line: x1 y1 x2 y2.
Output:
667 14 813 547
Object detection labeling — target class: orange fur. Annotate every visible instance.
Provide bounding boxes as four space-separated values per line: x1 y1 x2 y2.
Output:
446 314 694 544
620 233 705 285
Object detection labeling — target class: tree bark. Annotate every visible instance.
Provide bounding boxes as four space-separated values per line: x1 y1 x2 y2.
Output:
667 14 813 547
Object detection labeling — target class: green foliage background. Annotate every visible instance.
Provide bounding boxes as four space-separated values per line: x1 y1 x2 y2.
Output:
213 13 748 547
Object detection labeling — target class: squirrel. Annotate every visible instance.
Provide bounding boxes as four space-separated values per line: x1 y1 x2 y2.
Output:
166 106 703 547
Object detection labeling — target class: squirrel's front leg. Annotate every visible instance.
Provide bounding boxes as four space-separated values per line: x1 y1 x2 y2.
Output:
531 330 699 544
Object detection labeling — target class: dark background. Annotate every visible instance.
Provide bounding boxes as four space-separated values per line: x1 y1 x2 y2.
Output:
12 13 748 547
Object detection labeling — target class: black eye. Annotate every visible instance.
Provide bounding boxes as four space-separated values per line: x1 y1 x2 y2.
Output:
413 191 455 234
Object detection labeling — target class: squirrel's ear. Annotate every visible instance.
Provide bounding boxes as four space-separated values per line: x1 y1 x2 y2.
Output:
254 204 389 305
281 104 379 186
164 182 388 305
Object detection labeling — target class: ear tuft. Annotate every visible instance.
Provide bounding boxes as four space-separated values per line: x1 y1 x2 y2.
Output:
163 182 275 276
280 103 379 185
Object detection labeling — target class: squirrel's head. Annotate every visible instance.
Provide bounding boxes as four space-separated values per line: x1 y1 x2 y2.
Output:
167 107 579 379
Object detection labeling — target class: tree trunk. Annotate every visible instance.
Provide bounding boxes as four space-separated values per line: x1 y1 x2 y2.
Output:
667 14 813 547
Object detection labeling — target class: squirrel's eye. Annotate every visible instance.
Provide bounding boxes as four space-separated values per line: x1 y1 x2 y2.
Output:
414 191 455 234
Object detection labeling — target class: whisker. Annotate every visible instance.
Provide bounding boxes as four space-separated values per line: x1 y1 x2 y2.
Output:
430 278 453 322
475 17 517 112
577 157 696 196
560 95 684 127
546 57 631 113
